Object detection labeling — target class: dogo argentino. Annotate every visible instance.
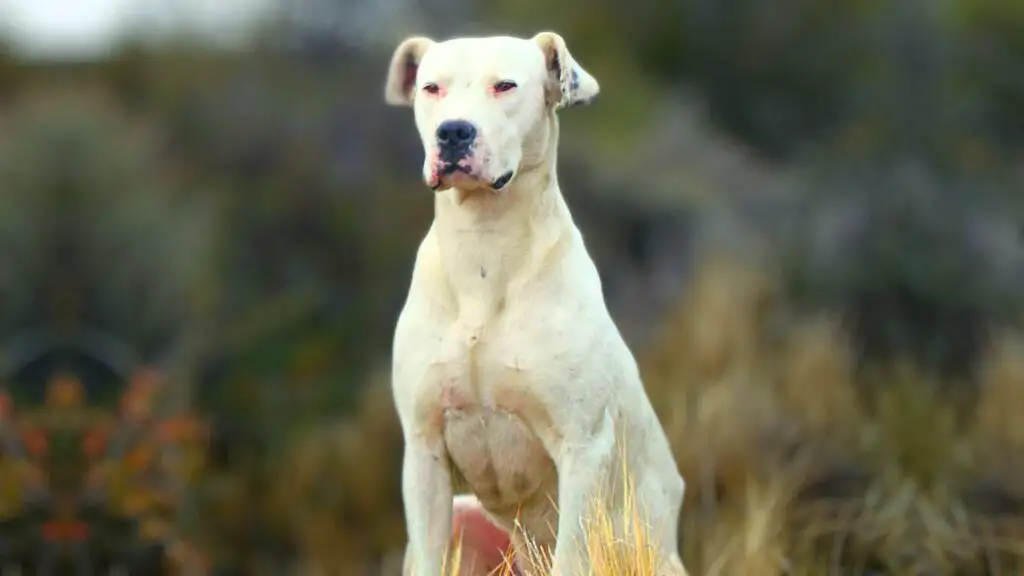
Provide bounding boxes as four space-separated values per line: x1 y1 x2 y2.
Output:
384 31 688 576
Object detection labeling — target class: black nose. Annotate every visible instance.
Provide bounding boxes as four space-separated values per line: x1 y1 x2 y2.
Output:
436 120 477 150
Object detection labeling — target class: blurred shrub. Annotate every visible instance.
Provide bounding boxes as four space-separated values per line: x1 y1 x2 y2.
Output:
270 368 405 574
952 0 1024 151
778 162 1024 378
0 88 215 360
480 0 1022 163
624 0 880 159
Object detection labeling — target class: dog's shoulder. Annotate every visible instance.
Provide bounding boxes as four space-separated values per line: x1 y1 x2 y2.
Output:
393 226 451 347
405 225 450 299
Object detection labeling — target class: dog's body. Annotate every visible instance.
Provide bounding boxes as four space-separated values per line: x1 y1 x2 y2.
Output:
385 33 687 576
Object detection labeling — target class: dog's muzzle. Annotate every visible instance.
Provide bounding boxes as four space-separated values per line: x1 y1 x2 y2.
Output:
436 119 476 164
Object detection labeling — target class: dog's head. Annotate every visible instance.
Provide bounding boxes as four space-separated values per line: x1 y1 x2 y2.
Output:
384 32 599 194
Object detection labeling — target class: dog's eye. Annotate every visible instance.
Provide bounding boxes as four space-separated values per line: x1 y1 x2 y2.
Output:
422 83 440 95
493 81 517 94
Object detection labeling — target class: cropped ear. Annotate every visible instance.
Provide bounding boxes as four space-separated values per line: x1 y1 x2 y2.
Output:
384 36 436 106
531 31 600 110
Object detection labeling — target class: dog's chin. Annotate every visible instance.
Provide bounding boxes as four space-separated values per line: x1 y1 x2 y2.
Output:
440 171 485 191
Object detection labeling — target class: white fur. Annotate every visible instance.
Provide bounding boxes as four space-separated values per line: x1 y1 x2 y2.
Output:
385 32 688 576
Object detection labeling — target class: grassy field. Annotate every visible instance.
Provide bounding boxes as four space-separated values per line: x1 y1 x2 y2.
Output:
274 254 1024 575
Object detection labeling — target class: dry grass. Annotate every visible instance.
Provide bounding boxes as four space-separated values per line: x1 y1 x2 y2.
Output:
278 253 1024 575
431 461 667 576
640 254 1024 574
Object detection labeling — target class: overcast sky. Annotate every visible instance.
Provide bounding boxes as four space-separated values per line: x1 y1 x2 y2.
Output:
0 0 275 58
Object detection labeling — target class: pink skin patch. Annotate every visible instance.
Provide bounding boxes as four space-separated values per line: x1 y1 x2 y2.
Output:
426 149 442 189
452 497 523 575
403 61 418 95
440 383 468 411
428 151 483 190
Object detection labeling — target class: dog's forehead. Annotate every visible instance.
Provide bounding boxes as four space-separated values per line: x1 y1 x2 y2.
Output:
421 36 545 79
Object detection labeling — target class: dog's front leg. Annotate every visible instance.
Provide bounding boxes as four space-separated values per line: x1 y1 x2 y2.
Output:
550 409 617 576
403 434 453 576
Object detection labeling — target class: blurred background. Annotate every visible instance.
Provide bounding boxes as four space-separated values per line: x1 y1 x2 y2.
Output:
0 0 1021 574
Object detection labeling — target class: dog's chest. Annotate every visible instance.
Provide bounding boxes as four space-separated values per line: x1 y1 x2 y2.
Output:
424 316 558 413
443 406 556 513
422 322 560 511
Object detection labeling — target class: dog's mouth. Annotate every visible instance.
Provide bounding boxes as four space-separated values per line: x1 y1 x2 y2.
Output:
442 161 472 177
429 161 471 191
430 163 514 193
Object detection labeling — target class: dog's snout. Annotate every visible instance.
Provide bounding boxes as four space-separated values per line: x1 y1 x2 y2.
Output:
436 120 477 150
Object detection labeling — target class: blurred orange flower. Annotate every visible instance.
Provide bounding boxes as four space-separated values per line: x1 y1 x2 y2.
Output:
22 430 47 457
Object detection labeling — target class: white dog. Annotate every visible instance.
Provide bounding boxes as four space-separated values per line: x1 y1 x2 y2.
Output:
385 32 687 576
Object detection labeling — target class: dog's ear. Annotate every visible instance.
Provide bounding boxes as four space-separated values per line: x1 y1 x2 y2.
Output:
384 36 436 107
532 32 599 110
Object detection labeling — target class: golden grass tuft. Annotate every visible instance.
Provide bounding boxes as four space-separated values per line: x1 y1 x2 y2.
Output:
441 463 670 576
578 476 662 576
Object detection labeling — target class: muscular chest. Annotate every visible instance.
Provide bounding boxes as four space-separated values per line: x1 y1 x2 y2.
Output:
413 316 567 431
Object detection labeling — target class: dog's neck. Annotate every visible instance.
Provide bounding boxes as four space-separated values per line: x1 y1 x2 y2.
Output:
433 115 572 321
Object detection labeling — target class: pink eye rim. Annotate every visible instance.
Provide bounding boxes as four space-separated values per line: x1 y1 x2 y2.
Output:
422 82 441 95
493 80 518 94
